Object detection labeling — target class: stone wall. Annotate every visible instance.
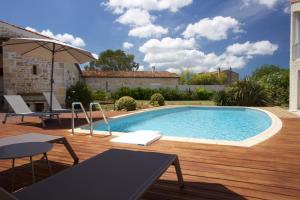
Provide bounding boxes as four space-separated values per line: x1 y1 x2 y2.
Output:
83 77 223 93
84 77 179 92
0 21 80 108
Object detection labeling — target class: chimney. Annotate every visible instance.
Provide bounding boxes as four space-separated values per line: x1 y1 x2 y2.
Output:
229 66 232 83
152 66 155 73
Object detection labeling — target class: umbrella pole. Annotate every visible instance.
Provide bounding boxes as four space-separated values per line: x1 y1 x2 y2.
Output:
49 44 55 112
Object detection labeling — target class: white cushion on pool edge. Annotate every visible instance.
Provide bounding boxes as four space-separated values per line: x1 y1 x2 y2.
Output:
110 130 161 146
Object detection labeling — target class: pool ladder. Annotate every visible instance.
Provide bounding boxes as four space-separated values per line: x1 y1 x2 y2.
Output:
71 102 111 136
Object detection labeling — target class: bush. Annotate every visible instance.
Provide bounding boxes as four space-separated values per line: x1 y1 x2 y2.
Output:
112 87 131 99
213 90 232 106
112 87 216 101
252 65 289 106
192 88 213 100
190 73 226 85
92 89 107 101
66 82 93 108
116 96 137 111
213 78 269 106
150 93 165 106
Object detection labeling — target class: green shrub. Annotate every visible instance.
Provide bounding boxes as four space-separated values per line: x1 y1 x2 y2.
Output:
252 64 289 106
192 88 213 100
112 87 217 101
116 96 137 111
66 82 93 108
257 71 289 106
213 90 232 106
190 73 226 85
92 89 107 101
213 78 269 106
150 93 165 106
112 87 131 99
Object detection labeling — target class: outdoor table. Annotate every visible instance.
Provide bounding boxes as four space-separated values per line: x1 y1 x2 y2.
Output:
0 142 53 190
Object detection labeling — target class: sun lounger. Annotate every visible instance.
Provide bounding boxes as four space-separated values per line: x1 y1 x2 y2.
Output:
2 149 184 200
0 133 78 164
43 92 78 117
2 95 60 127
0 187 17 200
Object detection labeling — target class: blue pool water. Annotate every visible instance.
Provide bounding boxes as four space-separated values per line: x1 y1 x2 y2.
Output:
92 107 272 141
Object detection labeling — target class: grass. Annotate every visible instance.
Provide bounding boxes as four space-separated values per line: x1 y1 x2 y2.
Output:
100 100 215 111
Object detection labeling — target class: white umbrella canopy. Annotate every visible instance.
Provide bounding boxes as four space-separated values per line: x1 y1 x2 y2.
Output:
3 37 95 63
2 37 96 111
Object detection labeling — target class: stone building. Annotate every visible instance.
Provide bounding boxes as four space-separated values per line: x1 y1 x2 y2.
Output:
82 70 179 92
0 20 80 110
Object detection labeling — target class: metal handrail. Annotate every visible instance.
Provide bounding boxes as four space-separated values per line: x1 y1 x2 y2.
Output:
71 102 90 134
89 102 111 136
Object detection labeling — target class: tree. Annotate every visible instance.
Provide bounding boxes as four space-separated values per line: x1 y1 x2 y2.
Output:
190 73 226 85
251 64 289 106
252 64 283 80
88 49 139 71
179 70 194 84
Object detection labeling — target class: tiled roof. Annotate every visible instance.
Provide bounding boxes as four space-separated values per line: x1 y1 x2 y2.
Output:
291 0 300 4
82 70 179 78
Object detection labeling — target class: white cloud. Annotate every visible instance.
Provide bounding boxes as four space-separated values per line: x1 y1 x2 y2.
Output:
92 53 99 59
114 8 168 38
129 24 168 38
166 68 181 74
123 42 134 49
174 24 185 32
182 16 243 41
139 37 278 73
138 65 145 71
25 27 37 32
139 37 196 53
104 0 193 13
242 0 280 8
25 27 86 47
226 41 278 56
284 5 290 14
116 9 152 26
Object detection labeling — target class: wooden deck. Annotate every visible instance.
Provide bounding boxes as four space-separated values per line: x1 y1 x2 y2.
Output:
0 108 300 200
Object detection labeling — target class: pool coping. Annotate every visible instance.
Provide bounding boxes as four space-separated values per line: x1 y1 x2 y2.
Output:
70 105 282 147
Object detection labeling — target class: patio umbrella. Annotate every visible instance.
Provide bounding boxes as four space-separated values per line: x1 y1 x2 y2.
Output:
2 37 96 111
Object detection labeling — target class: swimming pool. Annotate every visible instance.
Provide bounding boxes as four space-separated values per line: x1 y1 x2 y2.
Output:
83 106 282 146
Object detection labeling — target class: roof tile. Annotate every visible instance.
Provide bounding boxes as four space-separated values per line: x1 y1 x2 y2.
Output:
82 70 179 78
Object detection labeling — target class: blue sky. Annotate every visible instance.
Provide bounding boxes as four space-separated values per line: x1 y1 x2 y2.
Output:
1 0 290 77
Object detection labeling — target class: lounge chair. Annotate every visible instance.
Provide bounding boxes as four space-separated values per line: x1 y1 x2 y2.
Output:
0 133 79 164
42 92 79 118
2 95 60 127
1 149 184 200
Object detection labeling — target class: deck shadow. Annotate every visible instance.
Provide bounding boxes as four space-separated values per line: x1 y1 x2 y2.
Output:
0 159 71 192
3 117 103 130
143 179 247 200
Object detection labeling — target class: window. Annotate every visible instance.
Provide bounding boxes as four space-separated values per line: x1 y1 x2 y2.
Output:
295 12 300 44
32 65 37 75
0 42 3 76
293 13 300 60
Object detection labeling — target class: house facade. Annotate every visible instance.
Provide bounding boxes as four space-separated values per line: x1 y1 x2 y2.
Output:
82 70 180 92
290 0 300 111
0 21 80 110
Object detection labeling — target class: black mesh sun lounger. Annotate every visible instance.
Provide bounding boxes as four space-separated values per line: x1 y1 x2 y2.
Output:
0 133 78 164
12 149 184 200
